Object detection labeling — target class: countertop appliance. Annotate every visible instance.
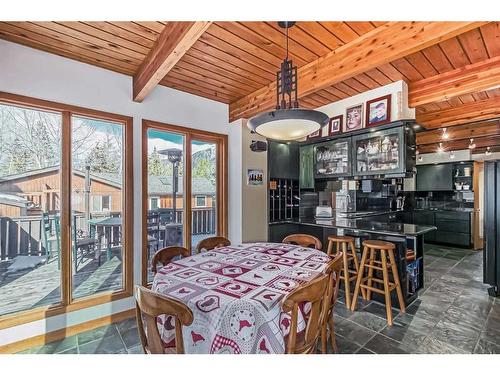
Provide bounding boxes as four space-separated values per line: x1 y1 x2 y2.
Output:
484 160 500 297
315 205 333 219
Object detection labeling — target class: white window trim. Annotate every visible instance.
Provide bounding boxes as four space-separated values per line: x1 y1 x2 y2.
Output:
195 195 207 208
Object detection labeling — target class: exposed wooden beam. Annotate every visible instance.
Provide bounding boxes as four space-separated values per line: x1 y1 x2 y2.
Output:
419 135 500 154
416 120 500 145
133 21 212 102
409 56 500 107
416 96 500 128
229 21 485 121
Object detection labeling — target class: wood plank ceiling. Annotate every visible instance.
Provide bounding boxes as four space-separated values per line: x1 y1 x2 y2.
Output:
0 21 499 154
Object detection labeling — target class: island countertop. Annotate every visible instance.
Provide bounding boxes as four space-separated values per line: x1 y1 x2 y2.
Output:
298 217 436 237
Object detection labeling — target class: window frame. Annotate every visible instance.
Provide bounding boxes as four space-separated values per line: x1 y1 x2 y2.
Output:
195 195 207 208
142 119 228 285
0 91 134 330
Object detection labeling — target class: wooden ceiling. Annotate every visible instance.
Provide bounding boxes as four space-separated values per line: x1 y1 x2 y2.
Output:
0 21 499 154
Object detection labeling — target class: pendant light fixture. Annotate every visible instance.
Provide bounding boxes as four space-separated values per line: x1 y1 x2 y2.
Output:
247 22 329 141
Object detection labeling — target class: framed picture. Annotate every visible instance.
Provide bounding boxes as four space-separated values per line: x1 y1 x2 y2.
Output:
307 128 321 139
329 115 342 135
344 103 364 132
366 94 391 127
247 169 263 185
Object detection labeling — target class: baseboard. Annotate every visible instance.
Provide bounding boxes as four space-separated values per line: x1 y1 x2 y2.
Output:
0 308 135 354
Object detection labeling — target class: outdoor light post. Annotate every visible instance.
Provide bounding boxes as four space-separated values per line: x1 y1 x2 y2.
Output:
159 148 182 223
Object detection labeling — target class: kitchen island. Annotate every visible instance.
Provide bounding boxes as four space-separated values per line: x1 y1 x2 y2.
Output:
269 216 436 307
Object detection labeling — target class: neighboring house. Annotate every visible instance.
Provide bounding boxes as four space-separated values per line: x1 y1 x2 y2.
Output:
0 166 215 216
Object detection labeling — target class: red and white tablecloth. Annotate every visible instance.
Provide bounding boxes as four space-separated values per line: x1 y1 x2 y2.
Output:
152 242 331 354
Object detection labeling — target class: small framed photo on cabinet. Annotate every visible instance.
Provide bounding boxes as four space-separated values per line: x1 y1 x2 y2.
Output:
307 129 321 139
366 94 391 127
344 103 364 132
329 115 342 135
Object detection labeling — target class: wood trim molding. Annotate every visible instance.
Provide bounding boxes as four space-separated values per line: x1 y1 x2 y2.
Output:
141 119 228 285
133 21 212 102
409 56 500 107
416 96 500 128
0 91 134 329
0 309 135 354
229 21 485 121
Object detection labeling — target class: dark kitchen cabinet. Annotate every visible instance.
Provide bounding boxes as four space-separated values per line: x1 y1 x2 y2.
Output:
314 137 351 178
299 145 315 189
413 210 436 242
416 164 453 191
351 126 415 178
268 141 299 179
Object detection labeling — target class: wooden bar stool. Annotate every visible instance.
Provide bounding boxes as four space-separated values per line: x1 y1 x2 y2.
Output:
350 240 406 325
326 235 365 308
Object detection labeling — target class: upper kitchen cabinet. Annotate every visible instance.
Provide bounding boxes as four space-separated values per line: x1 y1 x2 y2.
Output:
299 144 315 189
268 140 299 179
352 126 415 178
314 137 351 179
416 164 453 191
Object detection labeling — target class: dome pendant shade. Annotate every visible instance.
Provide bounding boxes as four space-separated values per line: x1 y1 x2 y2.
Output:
248 108 328 141
246 21 329 141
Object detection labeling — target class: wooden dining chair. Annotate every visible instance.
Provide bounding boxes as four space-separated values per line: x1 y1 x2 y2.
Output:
282 234 322 250
320 254 343 354
282 273 330 354
134 285 194 354
151 246 191 275
195 236 231 254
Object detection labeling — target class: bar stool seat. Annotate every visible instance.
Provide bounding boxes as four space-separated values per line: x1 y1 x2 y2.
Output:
326 235 365 308
350 239 406 326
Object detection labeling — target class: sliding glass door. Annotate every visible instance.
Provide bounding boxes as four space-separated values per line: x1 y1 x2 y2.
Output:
0 92 133 328
191 139 218 250
145 128 186 283
142 120 227 285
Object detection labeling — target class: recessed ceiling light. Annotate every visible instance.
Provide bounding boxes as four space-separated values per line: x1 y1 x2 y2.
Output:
442 128 449 140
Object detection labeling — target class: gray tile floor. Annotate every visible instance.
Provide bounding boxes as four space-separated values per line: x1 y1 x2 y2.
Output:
16 244 500 354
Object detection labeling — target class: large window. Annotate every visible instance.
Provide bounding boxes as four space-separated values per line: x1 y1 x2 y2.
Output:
142 120 227 285
0 92 133 328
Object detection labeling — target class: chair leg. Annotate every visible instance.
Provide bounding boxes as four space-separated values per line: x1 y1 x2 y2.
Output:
350 246 368 311
380 249 393 325
388 249 406 313
328 317 337 353
341 243 352 308
366 248 375 301
350 241 366 300
321 321 328 354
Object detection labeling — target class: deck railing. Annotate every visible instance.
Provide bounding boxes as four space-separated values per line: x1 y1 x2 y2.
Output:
0 207 215 260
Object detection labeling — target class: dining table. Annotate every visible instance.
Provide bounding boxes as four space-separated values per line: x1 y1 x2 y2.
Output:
151 242 331 354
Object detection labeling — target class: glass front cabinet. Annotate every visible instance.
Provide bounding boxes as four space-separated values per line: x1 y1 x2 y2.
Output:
314 137 351 178
351 126 415 177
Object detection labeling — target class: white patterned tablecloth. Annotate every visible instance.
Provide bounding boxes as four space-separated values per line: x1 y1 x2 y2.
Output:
152 242 330 354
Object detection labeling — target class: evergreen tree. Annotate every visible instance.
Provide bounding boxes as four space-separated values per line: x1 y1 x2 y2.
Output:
7 137 32 174
148 147 168 176
85 139 119 173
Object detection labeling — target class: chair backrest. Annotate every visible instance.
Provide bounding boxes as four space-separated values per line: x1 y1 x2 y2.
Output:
151 246 191 274
323 254 343 315
282 234 322 250
147 210 160 234
282 273 329 354
195 236 231 254
41 212 51 247
134 285 194 354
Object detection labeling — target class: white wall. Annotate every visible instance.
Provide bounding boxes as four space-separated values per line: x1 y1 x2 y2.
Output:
0 40 229 346
316 80 415 136
228 119 268 243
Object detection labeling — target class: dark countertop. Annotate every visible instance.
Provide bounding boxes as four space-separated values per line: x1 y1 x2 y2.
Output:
412 208 474 213
272 217 437 237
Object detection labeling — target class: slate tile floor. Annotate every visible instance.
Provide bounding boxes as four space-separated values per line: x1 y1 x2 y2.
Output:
16 244 500 354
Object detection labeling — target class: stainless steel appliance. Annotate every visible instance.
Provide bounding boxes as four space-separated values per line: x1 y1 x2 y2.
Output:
484 160 500 296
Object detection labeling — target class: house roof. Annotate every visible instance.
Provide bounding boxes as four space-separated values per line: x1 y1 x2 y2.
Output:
0 193 31 208
0 166 215 195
